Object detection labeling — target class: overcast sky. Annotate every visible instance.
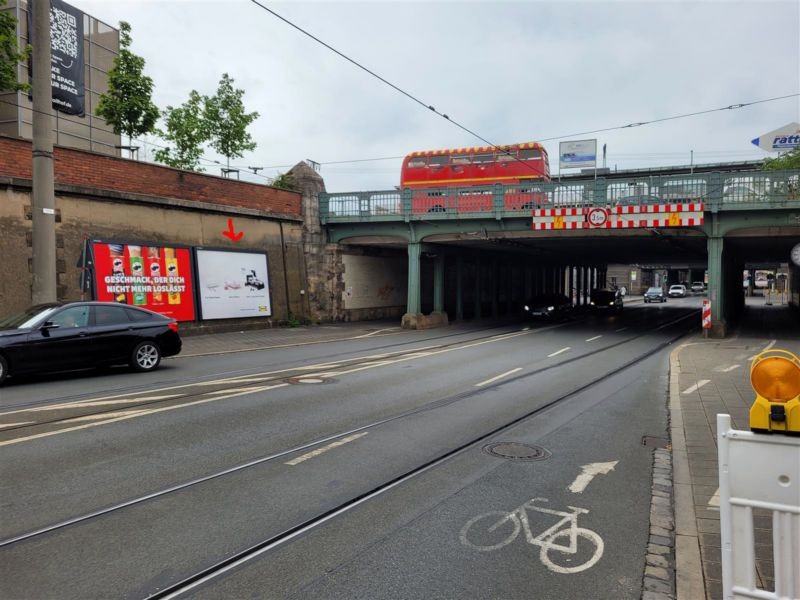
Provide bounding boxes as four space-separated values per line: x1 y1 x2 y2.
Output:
72 0 799 192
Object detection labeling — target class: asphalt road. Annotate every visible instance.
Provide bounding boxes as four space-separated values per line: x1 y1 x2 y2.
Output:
0 298 704 599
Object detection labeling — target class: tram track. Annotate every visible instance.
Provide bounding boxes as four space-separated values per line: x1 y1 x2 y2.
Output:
0 309 696 551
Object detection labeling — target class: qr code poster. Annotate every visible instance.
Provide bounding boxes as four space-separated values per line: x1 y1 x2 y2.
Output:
28 0 86 116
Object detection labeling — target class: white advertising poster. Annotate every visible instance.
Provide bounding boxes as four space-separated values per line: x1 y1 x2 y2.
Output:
559 139 597 169
196 249 272 319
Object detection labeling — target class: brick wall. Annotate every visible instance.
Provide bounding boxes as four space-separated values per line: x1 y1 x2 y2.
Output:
0 134 300 215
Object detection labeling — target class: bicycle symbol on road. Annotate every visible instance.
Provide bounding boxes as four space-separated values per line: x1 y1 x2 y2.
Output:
459 497 604 574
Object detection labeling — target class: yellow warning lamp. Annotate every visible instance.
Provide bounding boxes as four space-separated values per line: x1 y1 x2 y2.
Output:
749 349 800 434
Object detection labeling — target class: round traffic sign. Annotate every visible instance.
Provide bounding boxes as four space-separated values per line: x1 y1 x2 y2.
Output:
586 207 609 227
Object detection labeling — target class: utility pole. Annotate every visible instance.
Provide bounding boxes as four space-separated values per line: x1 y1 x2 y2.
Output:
31 0 57 304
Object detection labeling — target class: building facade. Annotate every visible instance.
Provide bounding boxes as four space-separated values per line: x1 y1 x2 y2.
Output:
0 0 121 155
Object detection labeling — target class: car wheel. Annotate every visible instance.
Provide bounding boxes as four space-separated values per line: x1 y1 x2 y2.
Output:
131 341 161 372
0 354 8 385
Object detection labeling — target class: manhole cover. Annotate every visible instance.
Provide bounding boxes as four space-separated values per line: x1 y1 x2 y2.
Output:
641 436 671 449
286 376 337 385
482 442 551 462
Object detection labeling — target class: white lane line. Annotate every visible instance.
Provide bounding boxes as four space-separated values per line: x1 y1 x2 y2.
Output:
585 335 603 342
0 422 34 429
682 380 710 395
721 365 741 373
353 327 401 339
615 327 628 332
708 488 720 507
0 384 289 448
547 347 571 358
475 368 522 388
762 340 777 352
285 432 368 466
28 394 184 410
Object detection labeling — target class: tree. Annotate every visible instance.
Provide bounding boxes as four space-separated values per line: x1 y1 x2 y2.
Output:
153 90 209 172
271 172 297 191
763 146 800 171
95 21 159 155
204 73 259 169
0 0 30 92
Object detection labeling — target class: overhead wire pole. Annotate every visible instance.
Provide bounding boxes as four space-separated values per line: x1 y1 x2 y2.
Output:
31 0 56 304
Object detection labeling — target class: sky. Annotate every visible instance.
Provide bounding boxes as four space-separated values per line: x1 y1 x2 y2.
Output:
70 0 799 192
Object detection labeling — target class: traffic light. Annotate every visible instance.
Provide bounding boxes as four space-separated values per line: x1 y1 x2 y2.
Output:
749 349 800 435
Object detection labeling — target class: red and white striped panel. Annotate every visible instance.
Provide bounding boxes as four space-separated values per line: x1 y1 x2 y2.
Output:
532 203 704 230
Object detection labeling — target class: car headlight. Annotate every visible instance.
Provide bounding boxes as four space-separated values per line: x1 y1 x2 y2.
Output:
590 301 595 305
609 302 614 305
547 306 555 311
524 305 530 311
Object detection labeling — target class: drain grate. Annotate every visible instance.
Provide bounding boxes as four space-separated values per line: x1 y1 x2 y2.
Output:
642 435 671 449
482 442 551 462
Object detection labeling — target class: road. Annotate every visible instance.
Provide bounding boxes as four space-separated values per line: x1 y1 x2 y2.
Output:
0 298 703 599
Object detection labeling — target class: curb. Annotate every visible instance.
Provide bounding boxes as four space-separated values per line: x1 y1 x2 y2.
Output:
669 343 706 600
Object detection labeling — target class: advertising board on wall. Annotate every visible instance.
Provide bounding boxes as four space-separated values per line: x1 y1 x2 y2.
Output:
559 139 597 169
195 249 272 320
92 241 196 321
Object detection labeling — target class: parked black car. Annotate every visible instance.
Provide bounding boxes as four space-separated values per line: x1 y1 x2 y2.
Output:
0 302 182 385
523 293 573 320
644 287 667 303
589 288 623 312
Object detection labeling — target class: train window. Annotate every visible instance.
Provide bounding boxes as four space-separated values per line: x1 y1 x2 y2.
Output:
519 148 542 160
473 153 494 164
407 157 427 168
496 151 516 162
428 155 449 168
451 155 471 165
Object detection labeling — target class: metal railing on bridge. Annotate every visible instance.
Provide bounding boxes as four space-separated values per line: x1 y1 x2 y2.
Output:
320 169 800 223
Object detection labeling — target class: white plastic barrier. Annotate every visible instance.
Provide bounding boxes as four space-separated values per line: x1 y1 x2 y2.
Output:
717 414 800 600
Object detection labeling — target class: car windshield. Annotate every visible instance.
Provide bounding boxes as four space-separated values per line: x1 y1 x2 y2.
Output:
669 285 683 290
647 288 662 293
0 304 61 329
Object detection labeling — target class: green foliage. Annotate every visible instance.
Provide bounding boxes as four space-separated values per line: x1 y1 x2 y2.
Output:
204 73 259 166
0 0 30 92
95 21 159 146
271 171 297 191
763 147 800 171
153 90 210 172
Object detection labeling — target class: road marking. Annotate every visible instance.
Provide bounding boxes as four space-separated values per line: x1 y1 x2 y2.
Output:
682 380 710 395
720 365 741 373
762 340 777 352
547 347 570 357
0 384 288 447
353 327 401 339
615 327 628 332
285 432 368 466
585 335 603 342
708 488 720 507
475 368 522 387
568 461 619 493
0 422 34 429
27 394 184 410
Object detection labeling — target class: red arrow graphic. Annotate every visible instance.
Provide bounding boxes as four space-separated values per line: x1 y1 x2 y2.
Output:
222 218 243 242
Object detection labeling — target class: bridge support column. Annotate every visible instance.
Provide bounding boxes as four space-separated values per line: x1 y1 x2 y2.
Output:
491 259 499 318
433 254 445 314
474 255 482 319
401 242 422 329
707 236 727 337
455 256 464 321
578 266 585 306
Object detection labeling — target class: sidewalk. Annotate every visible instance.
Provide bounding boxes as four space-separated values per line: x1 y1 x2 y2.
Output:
671 305 800 600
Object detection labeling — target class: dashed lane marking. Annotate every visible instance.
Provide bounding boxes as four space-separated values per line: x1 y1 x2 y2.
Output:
585 335 602 342
682 380 710 395
720 365 741 373
284 432 368 466
547 347 571 358
615 327 628 333
475 368 522 388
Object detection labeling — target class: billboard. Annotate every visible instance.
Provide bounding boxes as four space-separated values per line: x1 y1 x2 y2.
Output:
195 249 272 320
751 122 800 153
28 0 86 116
92 242 196 322
559 139 597 169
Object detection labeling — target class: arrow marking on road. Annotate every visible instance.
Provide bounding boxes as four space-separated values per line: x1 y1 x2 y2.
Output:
568 461 619 493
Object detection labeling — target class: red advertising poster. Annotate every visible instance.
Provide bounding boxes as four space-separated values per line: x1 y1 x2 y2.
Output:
92 242 196 322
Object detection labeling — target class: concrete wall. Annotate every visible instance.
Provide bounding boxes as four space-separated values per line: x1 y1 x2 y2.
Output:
342 254 406 319
0 135 308 331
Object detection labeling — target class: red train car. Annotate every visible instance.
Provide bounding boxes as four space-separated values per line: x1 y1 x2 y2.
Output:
400 142 551 213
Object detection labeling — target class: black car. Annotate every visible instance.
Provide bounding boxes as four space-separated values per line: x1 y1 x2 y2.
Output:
523 293 573 320
0 302 182 385
644 287 667 303
589 288 623 312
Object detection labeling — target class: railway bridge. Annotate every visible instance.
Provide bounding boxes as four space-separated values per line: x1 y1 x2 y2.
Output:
319 168 800 336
